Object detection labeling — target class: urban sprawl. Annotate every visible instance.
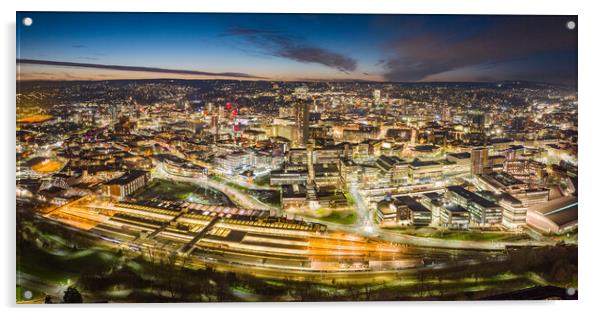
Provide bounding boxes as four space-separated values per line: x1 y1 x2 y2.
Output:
16 80 578 301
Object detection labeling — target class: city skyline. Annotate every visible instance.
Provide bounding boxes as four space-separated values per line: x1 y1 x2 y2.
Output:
16 12 578 303
17 13 577 84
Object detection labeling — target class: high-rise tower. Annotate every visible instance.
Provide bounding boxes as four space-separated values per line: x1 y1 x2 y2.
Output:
294 86 310 146
471 147 489 175
373 89 381 105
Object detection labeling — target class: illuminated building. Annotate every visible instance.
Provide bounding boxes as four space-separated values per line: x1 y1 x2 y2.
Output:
489 138 514 155
512 188 550 207
410 128 417 146
527 195 577 234
300 100 310 145
476 171 549 206
399 195 432 226
214 151 252 174
446 186 502 226
353 142 370 162
408 145 441 159
360 164 383 187
420 192 443 224
373 89 381 105
384 128 412 142
499 193 527 229
340 158 361 184
441 105 451 122
157 155 207 178
211 112 219 143
376 195 432 226
504 159 546 182
446 152 471 165
270 121 296 141
242 129 268 141
470 111 486 132
440 204 470 230
312 163 341 189
294 86 310 146
281 184 308 209
504 145 525 161
477 172 528 194
312 147 344 164
446 152 471 174
511 116 526 132
315 189 348 209
288 148 309 165
278 106 295 118
471 147 489 175
488 154 506 172
376 196 411 225
376 155 409 186
408 159 443 184
270 169 308 186
103 170 149 199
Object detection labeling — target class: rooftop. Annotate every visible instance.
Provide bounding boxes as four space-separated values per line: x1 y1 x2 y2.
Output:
410 159 440 168
105 170 147 185
413 145 439 152
395 196 431 213
281 184 307 198
447 152 471 160
447 186 500 209
422 192 443 201
444 203 468 213
480 172 525 187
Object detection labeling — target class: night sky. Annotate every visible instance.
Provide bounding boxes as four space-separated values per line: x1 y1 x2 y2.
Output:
16 12 577 84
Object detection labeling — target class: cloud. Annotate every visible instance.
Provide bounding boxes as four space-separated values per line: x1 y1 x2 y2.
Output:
72 44 87 48
381 16 577 83
16 59 264 79
277 46 357 73
224 26 357 73
77 56 99 61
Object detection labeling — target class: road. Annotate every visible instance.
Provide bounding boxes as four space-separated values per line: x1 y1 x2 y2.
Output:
152 164 555 251
152 162 278 213
349 183 377 232
294 212 555 251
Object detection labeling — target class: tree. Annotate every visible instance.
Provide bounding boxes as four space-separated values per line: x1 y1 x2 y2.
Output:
417 270 428 298
162 251 180 299
362 285 373 301
551 259 577 286
63 287 83 303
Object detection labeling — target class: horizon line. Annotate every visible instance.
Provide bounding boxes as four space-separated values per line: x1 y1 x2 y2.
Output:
16 77 574 87
16 59 576 87
17 58 266 80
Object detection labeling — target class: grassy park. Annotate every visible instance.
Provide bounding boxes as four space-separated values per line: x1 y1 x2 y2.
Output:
320 211 358 225
253 175 271 187
132 179 233 206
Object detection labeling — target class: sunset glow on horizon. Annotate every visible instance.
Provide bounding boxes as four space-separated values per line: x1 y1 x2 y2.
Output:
17 13 577 84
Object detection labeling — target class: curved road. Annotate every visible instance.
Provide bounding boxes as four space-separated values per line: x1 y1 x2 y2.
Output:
152 164 555 251
153 163 278 212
